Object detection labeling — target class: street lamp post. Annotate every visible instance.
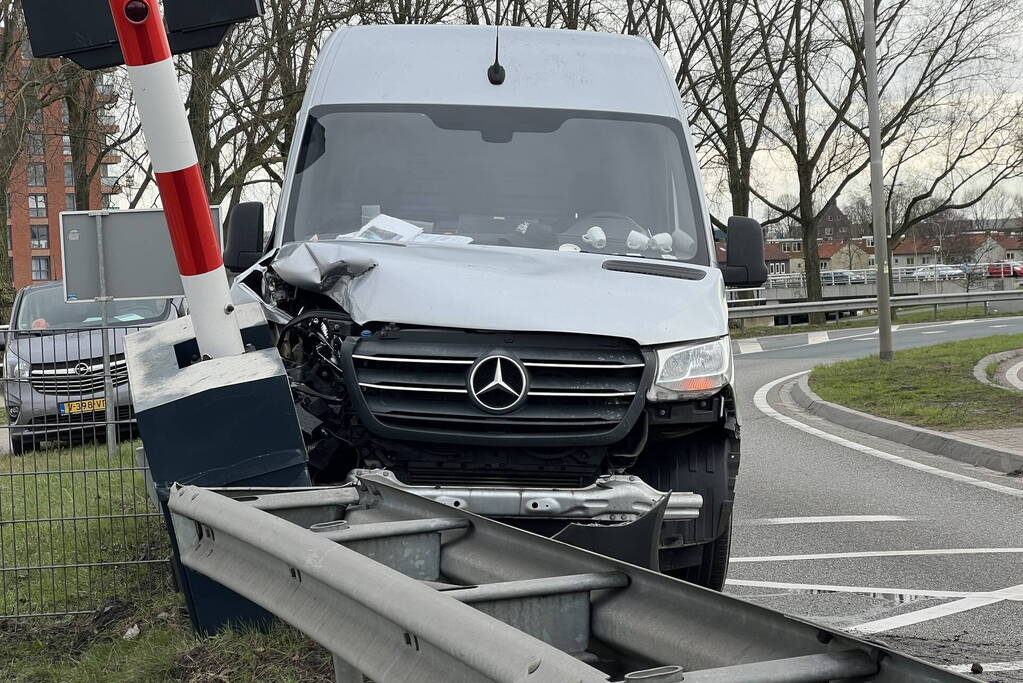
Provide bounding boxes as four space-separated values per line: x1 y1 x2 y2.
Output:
864 0 893 361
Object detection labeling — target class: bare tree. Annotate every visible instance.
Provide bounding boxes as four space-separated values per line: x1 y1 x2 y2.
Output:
0 2 67 315
753 0 1023 310
674 0 778 223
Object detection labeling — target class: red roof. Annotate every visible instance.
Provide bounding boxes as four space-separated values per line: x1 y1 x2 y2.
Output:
891 238 935 256
993 234 1022 250
763 242 788 261
817 241 849 260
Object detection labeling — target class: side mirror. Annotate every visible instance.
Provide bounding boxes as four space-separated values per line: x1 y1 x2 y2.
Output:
223 202 266 274
720 216 768 287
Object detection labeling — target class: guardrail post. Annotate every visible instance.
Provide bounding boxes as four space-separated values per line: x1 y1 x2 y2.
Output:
333 655 366 683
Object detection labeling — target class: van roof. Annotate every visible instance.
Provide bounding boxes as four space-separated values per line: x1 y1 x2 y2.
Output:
310 25 682 118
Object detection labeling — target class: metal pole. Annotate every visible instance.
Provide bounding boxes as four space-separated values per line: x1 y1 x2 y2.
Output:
864 0 893 361
94 212 118 459
106 0 243 359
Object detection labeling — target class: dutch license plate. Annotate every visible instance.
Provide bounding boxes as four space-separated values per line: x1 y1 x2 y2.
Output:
59 398 106 416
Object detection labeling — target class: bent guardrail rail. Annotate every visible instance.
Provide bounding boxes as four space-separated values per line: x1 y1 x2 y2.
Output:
728 288 1023 319
167 473 975 682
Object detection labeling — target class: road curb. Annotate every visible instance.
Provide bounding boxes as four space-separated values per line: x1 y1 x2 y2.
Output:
790 374 1023 474
973 348 1023 392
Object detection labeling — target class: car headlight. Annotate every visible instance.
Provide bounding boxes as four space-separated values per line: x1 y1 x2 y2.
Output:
4 352 30 380
647 337 732 401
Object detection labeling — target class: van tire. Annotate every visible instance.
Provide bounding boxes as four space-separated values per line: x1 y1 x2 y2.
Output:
629 429 737 591
10 436 32 456
664 521 731 590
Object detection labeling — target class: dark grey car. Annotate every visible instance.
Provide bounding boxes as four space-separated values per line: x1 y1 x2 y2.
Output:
2 282 178 454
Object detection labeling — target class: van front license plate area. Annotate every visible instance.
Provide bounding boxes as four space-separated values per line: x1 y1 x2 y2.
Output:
59 398 106 416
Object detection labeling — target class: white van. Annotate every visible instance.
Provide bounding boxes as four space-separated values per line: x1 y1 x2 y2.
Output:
227 24 767 588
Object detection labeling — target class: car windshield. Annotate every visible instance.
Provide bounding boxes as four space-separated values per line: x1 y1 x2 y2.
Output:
285 105 710 264
14 286 172 331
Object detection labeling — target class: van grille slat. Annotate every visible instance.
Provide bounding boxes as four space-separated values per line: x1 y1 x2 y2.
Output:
29 356 129 396
345 330 647 443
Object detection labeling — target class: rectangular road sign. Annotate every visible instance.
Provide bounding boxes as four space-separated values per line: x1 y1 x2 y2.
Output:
60 208 222 302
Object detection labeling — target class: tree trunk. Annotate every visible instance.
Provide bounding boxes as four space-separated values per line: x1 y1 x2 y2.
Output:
64 67 99 211
0 190 14 319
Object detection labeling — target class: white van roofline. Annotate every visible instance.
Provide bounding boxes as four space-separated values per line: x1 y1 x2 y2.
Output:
308 25 683 118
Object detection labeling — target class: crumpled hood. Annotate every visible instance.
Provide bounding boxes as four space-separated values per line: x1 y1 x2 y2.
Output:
268 240 728 346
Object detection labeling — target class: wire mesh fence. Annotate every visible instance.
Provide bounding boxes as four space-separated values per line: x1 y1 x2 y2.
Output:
0 324 169 618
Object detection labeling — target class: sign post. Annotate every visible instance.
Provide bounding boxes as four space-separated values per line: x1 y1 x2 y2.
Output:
105 0 243 359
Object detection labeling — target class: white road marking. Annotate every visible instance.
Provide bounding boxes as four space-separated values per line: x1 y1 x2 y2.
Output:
807 331 829 345
989 324 1009 328
725 579 976 600
743 515 912 526
1005 359 1023 391
737 339 763 355
731 548 1023 563
851 582 1023 634
920 330 943 335
947 660 1023 674
753 371 1023 498
890 325 901 331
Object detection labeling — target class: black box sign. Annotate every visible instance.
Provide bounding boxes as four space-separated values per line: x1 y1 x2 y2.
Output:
20 0 263 70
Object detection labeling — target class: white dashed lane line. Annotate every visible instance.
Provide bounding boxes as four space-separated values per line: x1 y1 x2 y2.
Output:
731 548 1023 563
851 582 1023 634
726 579 976 600
736 339 763 355
741 515 912 526
807 331 829 345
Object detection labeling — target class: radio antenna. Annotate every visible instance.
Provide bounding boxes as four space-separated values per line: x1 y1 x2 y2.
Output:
487 0 506 85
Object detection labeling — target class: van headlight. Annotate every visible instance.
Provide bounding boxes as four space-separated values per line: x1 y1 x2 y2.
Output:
4 352 30 380
647 337 732 401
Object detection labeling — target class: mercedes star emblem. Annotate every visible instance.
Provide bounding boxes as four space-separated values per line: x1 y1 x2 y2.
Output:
74 362 91 376
468 354 529 413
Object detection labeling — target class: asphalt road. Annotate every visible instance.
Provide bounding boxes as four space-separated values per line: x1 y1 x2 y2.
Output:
726 315 1023 680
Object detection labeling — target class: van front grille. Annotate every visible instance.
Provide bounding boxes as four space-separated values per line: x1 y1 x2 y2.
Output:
343 329 650 445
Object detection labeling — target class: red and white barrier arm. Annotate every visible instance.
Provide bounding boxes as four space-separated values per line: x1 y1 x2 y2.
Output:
107 0 244 358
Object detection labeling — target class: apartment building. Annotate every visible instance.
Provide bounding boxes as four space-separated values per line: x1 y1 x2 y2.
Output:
4 59 119 290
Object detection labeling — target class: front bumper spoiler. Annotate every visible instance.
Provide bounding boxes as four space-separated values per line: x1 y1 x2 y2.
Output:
348 469 703 522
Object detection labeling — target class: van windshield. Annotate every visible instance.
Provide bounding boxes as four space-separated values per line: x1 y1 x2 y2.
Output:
15 286 172 332
285 105 710 264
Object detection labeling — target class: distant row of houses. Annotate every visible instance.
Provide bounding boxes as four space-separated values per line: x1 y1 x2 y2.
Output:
756 233 1022 274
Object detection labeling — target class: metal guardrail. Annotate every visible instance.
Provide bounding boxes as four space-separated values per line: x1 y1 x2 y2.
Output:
167 472 973 683
728 288 1023 320
765 263 1018 288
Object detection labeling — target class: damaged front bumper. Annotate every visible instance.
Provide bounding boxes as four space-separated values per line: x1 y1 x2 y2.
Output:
348 469 703 523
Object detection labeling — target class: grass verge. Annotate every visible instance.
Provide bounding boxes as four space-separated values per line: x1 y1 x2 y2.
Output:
732 305 1016 339
1 589 333 682
809 333 1023 430
1 439 333 682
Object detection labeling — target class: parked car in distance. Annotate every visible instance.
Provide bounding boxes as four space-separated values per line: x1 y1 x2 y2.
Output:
988 261 1023 278
2 282 179 454
911 264 964 281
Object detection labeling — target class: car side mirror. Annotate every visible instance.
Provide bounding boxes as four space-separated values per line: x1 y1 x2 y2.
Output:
223 202 266 274
720 216 768 287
